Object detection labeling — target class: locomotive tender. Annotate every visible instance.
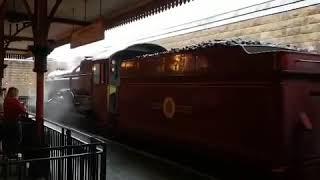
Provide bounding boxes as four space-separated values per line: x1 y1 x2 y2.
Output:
47 40 320 178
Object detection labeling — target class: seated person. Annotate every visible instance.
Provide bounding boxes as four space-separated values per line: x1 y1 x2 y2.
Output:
2 87 27 156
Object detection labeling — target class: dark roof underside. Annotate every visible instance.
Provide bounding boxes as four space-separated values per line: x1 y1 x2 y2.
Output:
2 0 194 56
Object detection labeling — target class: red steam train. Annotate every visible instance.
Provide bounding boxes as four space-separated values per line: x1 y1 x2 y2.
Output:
46 41 320 179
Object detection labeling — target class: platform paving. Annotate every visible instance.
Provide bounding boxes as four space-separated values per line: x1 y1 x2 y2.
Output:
106 144 214 180
44 110 216 180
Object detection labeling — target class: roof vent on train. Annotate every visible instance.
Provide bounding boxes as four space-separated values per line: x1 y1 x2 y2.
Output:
109 43 167 61
135 39 315 59
164 39 303 54
84 56 94 60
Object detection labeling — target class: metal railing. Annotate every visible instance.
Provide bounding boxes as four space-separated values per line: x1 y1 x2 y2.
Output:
18 96 35 113
0 119 107 180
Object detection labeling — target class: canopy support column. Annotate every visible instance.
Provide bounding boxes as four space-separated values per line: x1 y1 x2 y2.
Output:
0 0 8 88
32 0 51 142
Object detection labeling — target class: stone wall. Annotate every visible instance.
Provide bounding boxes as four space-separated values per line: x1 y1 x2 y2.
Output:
2 60 58 96
152 4 320 53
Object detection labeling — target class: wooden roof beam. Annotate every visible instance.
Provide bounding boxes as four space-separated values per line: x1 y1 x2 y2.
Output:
4 35 55 43
21 0 33 20
51 16 89 26
4 35 33 41
49 0 63 19
5 48 29 52
5 11 90 26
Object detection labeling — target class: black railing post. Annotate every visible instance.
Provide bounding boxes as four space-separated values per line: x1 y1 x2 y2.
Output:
58 128 65 180
101 143 107 180
26 162 30 177
89 138 97 180
80 156 84 180
18 163 22 180
66 129 73 180
4 160 8 180
61 128 65 146
17 154 23 180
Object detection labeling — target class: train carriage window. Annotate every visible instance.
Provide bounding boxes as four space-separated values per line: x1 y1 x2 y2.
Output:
101 62 106 84
310 91 320 119
167 54 195 73
121 60 139 72
139 57 165 74
154 57 166 73
196 55 209 72
183 54 195 72
93 63 101 85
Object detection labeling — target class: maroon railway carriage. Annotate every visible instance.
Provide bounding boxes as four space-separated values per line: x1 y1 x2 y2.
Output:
47 42 320 177
117 42 320 177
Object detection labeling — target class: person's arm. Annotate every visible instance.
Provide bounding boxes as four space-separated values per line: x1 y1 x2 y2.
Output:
16 100 27 114
17 100 29 120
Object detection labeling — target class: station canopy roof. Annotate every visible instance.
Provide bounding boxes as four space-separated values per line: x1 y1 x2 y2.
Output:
2 0 193 56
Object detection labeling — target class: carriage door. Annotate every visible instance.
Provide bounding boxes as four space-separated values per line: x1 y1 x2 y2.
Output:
92 61 109 127
108 59 120 114
308 85 320 157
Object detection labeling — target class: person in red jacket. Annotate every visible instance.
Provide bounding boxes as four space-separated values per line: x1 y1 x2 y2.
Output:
3 87 26 156
4 87 26 122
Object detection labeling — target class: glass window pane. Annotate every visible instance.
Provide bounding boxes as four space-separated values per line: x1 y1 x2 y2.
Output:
93 63 100 84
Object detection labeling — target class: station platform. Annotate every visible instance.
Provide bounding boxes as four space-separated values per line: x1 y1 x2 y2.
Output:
38 111 216 180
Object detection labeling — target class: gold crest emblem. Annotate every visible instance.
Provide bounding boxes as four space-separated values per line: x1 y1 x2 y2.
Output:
163 97 175 119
